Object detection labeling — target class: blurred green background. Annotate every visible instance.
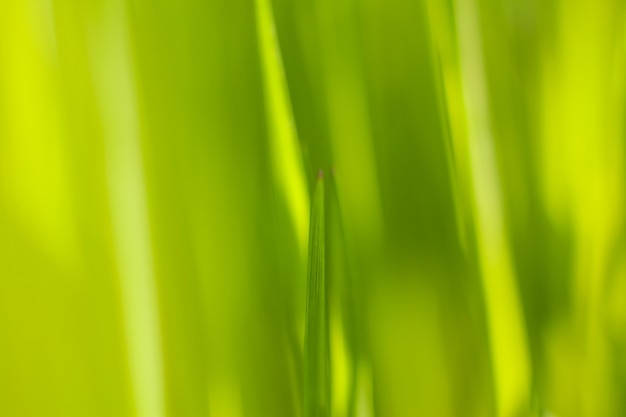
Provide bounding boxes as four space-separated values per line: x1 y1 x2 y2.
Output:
1 0 626 416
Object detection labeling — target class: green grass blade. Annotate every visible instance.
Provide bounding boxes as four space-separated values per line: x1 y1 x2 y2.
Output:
452 0 531 413
254 0 310 259
304 174 329 417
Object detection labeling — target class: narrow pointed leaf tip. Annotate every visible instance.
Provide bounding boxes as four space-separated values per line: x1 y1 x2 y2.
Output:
304 176 330 417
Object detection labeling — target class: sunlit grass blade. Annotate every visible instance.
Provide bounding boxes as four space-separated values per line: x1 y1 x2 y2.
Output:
254 1 314 411
254 0 310 258
304 174 330 417
451 0 531 414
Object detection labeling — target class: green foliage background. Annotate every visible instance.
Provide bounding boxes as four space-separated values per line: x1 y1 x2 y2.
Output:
1 0 626 416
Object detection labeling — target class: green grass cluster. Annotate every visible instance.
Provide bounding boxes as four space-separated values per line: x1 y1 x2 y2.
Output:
1 0 626 416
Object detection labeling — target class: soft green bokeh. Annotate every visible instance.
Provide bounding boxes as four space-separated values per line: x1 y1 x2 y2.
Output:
1 0 625 416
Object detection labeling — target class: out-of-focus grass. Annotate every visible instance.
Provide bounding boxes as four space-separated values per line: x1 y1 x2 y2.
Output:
1 0 626 416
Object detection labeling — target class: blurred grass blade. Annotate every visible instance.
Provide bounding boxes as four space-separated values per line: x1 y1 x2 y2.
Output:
304 174 330 417
89 2 165 417
254 0 310 257
453 0 531 414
